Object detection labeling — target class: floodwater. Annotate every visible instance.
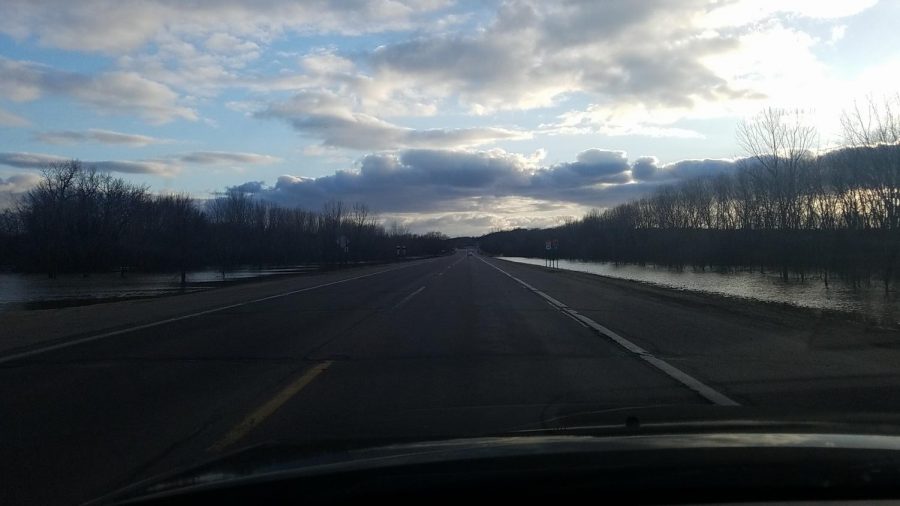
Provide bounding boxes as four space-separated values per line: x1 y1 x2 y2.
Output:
499 257 900 325
0 266 318 312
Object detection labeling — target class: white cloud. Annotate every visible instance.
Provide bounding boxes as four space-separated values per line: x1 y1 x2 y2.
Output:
382 205 582 236
0 0 454 54
3 1 875 151
34 129 171 146
0 57 197 123
0 172 41 192
703 0 878 28
0 172 42 209
260 91 529 150
69 71 198 124
363 1 755 115
548 103 707 139
204 33 260 56
0 107 30 127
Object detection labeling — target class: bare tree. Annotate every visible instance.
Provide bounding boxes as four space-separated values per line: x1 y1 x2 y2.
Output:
737 108 818 230
841 95 900 292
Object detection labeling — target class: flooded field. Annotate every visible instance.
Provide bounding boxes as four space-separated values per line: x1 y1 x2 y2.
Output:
0 266 318 311
499 257 900 325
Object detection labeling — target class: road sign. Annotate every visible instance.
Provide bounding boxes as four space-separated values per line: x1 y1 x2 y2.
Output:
552 239 559 250
336 235 349 248
545 240 552 251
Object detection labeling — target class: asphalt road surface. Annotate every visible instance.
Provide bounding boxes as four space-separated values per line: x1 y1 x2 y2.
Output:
3 250 900 504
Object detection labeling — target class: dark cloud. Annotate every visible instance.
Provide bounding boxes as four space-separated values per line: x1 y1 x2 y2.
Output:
631 156 659 181
33 129 168 146
235 148 702 214
178 151 280 165
630 156 738 182
0 151 67 169
90 160 178 176
533 149 631 189
229 180 266 193
0 151 178 176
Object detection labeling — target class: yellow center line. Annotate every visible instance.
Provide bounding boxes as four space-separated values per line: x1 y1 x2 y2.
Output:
208 360 333 453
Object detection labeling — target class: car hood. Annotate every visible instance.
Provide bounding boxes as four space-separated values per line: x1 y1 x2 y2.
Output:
92 414 900 505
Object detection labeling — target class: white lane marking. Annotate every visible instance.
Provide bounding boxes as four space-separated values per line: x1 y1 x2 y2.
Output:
478 256 740 407
0 260 433 365
392 285 426 310
439 253 468 274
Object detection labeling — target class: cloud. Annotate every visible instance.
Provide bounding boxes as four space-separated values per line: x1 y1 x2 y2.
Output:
0 0 453 53
249 0 871 140
0 173 41 191
0 57 197 123
0 1 878 144
0 172 42 209
0 149 282 177
0 107 30 127
382 206 581 237
0 152 68 169
547 103 708 139
177 151 281 165
630 157 739 182
90 160 180 176
34 129 170 146
229 181 266 193
233 147 666 215
223 145 761 235
532 149 631 189
0 151 179 176
260 91 528 150
364 1 756 115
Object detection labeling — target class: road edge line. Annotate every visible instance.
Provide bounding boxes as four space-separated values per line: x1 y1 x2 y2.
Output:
479 256 740 407
0 260 430 365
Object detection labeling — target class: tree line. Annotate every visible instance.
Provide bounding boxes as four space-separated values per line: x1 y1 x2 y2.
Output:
0 160 449 280
479 99 900 293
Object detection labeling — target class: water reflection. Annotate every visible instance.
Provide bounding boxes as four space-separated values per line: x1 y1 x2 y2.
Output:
0 266 318 312
500 257 899 325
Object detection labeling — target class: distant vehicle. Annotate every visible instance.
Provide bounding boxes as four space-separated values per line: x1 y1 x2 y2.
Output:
467 250 474 256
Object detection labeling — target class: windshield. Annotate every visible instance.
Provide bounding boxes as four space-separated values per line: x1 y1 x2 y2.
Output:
1 1 900 504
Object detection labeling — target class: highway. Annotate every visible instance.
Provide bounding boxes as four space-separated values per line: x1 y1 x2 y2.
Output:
2 250 900 504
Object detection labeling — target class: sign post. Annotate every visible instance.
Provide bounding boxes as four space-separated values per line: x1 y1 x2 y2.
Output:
337 235 350 266
545 239 559 269
552 239 559 270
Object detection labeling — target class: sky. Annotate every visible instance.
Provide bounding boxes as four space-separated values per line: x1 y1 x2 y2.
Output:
1 0 898 236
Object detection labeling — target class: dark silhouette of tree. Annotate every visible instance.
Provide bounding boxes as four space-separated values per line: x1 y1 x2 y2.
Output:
480 103 900 292
2 162 450 278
